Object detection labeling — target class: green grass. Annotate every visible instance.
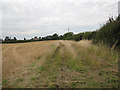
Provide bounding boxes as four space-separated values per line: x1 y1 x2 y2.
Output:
51 44 55 48
47 83 59 88
11 78 24 87
30 63 36 67
36 42 118 88
30 76 39 81
3 40 119 88
2 80 7 85
16 78 23 82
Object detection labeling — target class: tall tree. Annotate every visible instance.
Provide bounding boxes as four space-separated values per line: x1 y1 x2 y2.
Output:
24 38 26 40
52 33 59 40
13 37 17 41
4 36 10 41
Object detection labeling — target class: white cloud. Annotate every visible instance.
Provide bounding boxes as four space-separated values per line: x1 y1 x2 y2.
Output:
0 0 119 39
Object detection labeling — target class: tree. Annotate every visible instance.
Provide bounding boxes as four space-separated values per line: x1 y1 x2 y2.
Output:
24 38 26 41
93 16 120 49
13 37 17 41
52 33 59 40
73 33 83 41
4 36 11 41
59 35 63 40
39 37 41 40
63 32 74 40
0 38 3 42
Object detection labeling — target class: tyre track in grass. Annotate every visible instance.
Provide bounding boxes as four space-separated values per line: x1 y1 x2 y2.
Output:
55 41 87 88
2 40 119 88
2 41 61 88
59 40 78 59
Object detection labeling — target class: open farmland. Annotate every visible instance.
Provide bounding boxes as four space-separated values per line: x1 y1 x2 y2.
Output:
2 40 119 88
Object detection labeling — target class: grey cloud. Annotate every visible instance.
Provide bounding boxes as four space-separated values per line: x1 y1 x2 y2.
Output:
1 0 119 39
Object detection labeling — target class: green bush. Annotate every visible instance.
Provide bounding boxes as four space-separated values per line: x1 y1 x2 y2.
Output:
93 16 120 49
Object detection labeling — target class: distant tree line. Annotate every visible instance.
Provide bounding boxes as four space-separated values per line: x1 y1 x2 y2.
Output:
2 31 96 44
2 16 120 49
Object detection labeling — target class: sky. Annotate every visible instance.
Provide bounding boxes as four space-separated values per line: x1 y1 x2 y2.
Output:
0 0 119 40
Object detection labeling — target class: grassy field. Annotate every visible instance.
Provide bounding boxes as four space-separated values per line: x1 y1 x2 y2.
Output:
2 40 119 88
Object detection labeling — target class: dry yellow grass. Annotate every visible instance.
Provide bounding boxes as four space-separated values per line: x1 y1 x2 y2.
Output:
2 40 118 88
2 40 91 80
2 40 58 79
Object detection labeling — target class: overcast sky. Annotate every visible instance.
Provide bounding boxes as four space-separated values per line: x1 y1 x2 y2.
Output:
0 0 119 39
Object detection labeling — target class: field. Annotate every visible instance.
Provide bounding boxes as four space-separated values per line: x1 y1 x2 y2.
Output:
2 40 119 88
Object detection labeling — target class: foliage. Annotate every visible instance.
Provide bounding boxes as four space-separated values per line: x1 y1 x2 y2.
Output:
93 16 120 49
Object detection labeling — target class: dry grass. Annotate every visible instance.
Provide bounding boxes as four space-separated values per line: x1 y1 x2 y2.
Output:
2 40 58 80
2 40 119 88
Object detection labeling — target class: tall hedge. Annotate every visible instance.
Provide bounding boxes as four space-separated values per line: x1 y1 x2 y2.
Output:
93 16 120 49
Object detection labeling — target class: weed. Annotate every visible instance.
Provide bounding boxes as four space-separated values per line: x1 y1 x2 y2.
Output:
30 63 36 67
16 78 23 82
37 66 47 71
47 83 59 88
30 76 39 81
2 80 7 85
51 44 55 48
70 82 80 88
17 85 23 88
37 56 41 60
